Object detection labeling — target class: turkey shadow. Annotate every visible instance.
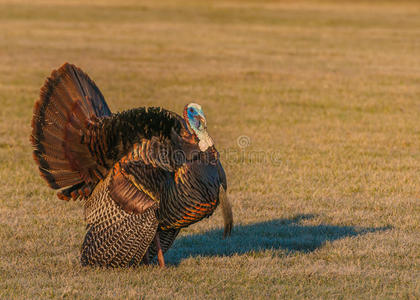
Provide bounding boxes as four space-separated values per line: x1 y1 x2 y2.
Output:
164 214 391 265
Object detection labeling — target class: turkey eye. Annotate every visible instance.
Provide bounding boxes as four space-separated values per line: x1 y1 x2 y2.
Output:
189 108 194 113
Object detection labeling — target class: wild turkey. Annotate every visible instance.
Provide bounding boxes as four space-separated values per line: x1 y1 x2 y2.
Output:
30 63 233 267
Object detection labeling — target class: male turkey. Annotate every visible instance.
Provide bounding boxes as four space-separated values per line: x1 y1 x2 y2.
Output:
30 63 233 267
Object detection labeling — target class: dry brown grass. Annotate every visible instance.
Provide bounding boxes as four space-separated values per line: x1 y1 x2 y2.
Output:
0 0 419 298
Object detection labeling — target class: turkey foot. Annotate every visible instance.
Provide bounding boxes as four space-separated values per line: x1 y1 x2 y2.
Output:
154 232 165 268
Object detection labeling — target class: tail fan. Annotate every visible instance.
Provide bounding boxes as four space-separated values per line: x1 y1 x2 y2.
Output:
31 63 112 199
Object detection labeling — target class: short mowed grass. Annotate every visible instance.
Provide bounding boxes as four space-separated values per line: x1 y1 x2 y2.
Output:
0 0 419 298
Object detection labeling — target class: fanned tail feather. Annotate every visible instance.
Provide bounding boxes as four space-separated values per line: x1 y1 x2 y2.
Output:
31 63 112 199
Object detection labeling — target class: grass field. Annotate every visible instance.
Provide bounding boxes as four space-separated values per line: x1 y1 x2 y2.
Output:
0 0 419 298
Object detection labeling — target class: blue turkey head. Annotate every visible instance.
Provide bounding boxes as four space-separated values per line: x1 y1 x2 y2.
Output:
183 103 214 151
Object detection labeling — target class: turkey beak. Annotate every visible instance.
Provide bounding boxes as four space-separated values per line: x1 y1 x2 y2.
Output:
194 115 206 129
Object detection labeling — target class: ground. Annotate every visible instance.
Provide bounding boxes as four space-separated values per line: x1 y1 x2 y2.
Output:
0 0 419 298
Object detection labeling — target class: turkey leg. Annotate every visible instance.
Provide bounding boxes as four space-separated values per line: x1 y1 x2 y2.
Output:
154 232 165 268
